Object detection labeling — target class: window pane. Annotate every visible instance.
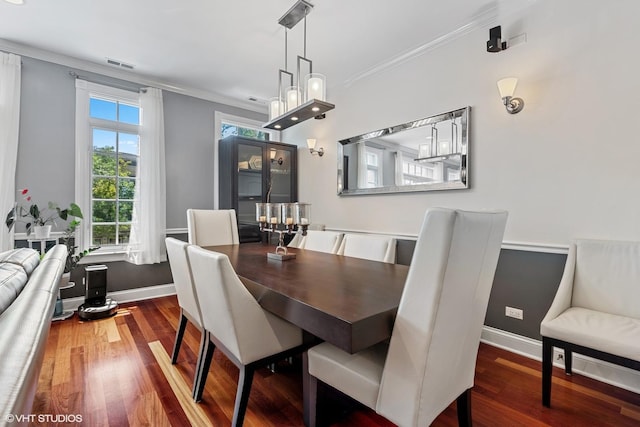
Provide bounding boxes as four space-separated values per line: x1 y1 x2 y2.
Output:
90 98 117 121
93 224 116 246
93 178 116 199
118 201 133 222
93 151 117 176
93 200 116 222
118 224 131 244
119 178 136 200
221 124 237 138
118 132 139 155
93 128 117 151
119 103 139 125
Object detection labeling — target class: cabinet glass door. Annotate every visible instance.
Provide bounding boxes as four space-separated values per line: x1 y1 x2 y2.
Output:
268 146 292 203
237 143 263 240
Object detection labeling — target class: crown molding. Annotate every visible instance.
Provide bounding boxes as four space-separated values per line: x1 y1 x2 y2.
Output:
342 0 535 88
0 38 266 114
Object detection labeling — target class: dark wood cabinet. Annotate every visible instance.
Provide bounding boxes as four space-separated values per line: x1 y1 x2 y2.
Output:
218 135 298 243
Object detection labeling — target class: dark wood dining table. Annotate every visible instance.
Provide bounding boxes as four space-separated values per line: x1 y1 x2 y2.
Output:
203 242 408 425
203 242 409 354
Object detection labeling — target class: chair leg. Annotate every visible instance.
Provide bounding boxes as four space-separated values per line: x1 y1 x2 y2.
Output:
306 374 319 427
564 348 573 375
193 332 215 402
171 311 188 364
542 337 553 407
191 329 208 398
456 388 472 427
231 365 255 427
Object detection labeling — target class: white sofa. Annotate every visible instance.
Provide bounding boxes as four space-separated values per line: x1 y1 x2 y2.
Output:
0 245 67 425
540 239 640 407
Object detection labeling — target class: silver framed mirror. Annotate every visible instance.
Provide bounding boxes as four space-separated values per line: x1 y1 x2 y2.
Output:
337 106 470 196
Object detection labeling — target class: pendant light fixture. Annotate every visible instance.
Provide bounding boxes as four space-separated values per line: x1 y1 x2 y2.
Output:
263 0 335 130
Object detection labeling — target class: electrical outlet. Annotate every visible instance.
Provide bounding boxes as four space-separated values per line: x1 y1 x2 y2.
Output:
505 306 523 320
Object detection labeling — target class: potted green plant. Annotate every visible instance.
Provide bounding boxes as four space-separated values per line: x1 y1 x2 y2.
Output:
60 218 100 278
5 188 83 238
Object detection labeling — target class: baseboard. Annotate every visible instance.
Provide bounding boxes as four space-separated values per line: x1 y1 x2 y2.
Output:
481 326 640 394
62 283 176 311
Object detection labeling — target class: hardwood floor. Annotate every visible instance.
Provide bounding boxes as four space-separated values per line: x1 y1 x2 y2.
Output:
31 295 640 426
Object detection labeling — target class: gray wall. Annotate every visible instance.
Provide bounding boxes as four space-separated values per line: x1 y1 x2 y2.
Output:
15 56 266 296
396 242 565 340
164 91 265 228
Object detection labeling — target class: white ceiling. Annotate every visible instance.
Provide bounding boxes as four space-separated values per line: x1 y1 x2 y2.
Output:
0 0 529 112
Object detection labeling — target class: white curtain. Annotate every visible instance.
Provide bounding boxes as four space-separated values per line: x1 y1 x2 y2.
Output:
394 151 404 186
126 87 166 264
356 142 368 188
0 53 21 252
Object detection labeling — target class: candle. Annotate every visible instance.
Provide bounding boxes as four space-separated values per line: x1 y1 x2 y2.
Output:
300 218 309 225
259 216 266 223
270 217 278 224
285 217 294 225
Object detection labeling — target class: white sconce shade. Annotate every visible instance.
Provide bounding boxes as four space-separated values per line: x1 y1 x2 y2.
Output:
497 77 518 98
496 77 524 114
307 138 324 157
286 86 301 112
305 73 326 102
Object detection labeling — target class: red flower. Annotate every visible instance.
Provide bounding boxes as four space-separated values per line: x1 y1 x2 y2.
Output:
20 188 28 195
26 196 32 201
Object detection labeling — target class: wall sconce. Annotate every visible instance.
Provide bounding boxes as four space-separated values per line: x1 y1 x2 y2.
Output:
497 77 524 114
307 138 324 157
270 148 284 165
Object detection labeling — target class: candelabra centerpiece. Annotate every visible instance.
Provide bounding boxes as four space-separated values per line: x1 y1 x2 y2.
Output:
256 202 311 261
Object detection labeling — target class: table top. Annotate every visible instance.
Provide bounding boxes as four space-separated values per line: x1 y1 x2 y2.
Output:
203 242 408 353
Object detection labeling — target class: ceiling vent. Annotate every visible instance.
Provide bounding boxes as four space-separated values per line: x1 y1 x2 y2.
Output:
106 58 134 70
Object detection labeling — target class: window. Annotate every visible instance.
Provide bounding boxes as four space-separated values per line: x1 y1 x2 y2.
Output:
365 147 383 188
220 122 270 141
76 81 140 252
402 160 438 185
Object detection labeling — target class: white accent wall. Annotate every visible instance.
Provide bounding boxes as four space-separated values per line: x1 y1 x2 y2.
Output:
283 1 640 246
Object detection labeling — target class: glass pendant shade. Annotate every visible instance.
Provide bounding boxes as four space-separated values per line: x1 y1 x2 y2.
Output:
304 73 326 102
269 97 285 120
285 86 301 112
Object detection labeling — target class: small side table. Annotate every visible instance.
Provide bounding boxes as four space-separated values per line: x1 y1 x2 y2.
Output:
52 281 75 322
28 237 59 255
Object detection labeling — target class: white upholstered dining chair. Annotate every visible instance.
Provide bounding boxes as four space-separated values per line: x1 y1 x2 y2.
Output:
187 245 305 426
165 237 206 397
299 230 343 254
288 224 326 249
306 208 508 427
337 233 397 263
186 209 239 246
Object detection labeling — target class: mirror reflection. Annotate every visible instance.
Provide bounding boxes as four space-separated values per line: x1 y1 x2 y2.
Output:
337 107 469 195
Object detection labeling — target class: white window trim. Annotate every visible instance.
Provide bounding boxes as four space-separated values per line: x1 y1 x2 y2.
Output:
213 112 278 209
75 80 140 262
365 147 384 188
